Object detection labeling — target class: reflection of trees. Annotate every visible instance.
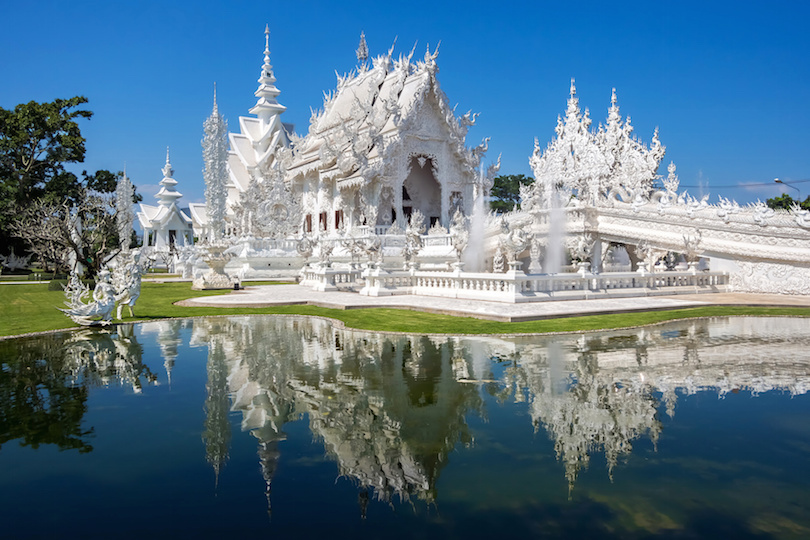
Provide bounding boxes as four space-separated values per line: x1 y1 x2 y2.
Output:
0 326 153 453
0 334 94 452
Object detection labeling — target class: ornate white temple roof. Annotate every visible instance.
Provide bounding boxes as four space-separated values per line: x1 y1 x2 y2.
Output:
137 149 193 230
227 25 291 195
286 41 489 187
187 202 209 229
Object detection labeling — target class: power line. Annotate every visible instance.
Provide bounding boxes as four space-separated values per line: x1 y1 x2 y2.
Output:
679 178 810 189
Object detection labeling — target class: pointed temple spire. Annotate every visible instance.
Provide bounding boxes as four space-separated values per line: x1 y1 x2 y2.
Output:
155 147 183 208
212 82 219 115
203 84 229 240
249 24 287 125
566 78 581 119
607 87 621 127
356 31 368 67
162 147 173 179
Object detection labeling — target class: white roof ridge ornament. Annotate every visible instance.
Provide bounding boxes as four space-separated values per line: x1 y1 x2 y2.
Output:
162 147 173 178
356 31 368 68
213 82 218 115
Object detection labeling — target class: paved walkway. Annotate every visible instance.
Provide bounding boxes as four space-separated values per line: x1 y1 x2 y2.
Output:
178 284 810 322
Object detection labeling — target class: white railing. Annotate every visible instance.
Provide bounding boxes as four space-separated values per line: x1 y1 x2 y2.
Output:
422 234 453 247
299 265 363 292
348 269 728 302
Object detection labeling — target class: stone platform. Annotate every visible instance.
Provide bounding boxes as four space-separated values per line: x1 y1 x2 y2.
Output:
178 284 810 323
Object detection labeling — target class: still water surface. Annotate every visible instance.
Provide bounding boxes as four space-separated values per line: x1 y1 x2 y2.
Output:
1 316 809 539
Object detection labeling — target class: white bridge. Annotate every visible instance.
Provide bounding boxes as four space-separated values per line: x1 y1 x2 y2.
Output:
500 192 810 296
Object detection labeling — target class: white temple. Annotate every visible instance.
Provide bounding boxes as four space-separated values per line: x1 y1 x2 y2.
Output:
192 28 496 243
157 27 810 296
137 149 194 251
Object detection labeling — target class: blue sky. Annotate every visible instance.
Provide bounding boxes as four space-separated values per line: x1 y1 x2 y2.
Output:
2 0 808 205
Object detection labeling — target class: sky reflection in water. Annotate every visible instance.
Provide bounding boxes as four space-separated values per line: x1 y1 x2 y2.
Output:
1 316 809 539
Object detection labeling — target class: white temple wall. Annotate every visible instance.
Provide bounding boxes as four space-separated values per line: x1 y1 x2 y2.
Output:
148 213 193 250
711 255 810 295
300 175 318 233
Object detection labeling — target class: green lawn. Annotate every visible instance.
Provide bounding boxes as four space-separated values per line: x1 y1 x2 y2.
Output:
2 282 809 338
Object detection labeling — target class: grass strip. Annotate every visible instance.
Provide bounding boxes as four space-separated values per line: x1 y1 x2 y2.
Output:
2 282 810 338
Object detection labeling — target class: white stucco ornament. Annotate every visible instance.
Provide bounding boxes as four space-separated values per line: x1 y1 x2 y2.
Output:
60 270 117 326
113 250 149 319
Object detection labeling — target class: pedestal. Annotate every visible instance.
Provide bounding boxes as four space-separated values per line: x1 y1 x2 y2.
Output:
191 245 235 290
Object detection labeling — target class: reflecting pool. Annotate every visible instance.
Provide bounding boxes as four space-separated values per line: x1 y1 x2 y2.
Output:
1 316 810 539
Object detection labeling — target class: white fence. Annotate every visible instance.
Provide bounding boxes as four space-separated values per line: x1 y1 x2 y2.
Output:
299 265 727 303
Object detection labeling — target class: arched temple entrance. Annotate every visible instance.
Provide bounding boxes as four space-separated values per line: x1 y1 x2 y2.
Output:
402 155 442 227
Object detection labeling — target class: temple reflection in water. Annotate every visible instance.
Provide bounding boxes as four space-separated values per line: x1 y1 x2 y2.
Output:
6 315 809 515
179 315 810 507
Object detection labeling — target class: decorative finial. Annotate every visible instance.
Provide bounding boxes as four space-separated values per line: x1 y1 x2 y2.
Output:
264 24 270 54
212 82 218 114
570 78 576 97
356 31 368 66
162 147 174 178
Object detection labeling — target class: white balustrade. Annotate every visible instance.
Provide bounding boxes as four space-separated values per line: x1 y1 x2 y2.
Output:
299 264 363 292
345 268 727 303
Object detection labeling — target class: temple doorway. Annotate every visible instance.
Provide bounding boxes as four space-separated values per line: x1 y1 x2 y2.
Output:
402 155 441 226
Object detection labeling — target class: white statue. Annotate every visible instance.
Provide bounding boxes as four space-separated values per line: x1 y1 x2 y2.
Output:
449 208 469 262
60 269 116 326
403 209 426 267
492 243 506 273
114 250 148 319
499 219 531 263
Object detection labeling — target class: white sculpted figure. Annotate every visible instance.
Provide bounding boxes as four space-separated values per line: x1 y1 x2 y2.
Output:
60 269 116 326
492 243 506 273
114 250 148 319
449 208 469 262
499 219 532 263
403 209 426 266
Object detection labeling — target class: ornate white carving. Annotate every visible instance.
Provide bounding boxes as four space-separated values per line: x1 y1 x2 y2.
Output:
115 172 135 250
729 261 810 295
202 90 229 240
449 208 469 262
60 269 116 326
403 209 426 266
112 250 149 319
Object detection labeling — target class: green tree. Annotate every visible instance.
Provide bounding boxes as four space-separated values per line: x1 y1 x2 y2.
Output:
0 97 92 203
0 97 140 266
766 192 810 211
489 174 534 213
